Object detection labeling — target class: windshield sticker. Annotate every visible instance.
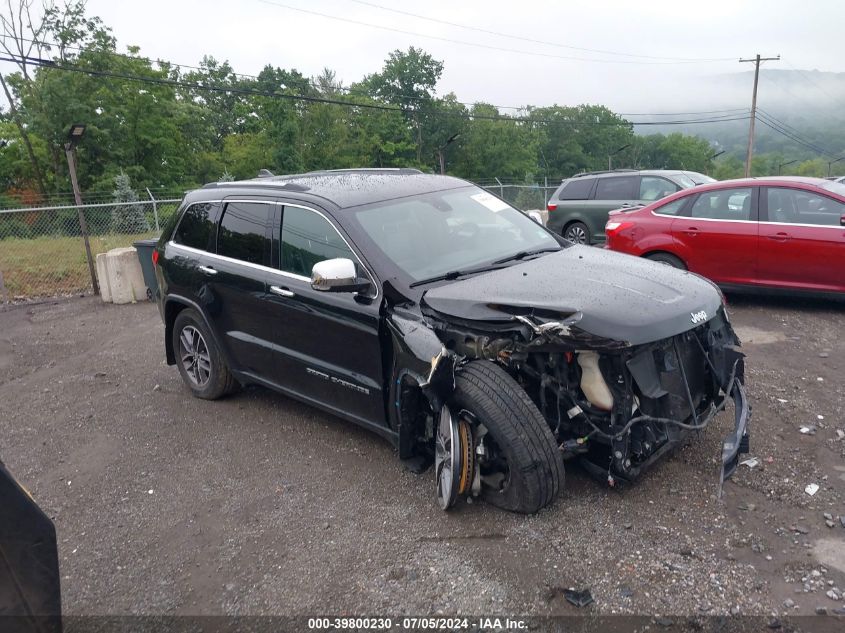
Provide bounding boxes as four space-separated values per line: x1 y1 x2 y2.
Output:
471 192 510 212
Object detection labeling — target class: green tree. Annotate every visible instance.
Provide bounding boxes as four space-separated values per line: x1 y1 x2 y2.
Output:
111 171 149 233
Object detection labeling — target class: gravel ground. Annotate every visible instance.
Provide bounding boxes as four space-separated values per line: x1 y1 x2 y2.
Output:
1 294 844 618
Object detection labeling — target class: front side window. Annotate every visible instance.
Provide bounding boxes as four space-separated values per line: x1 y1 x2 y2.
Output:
557 177 594 200
217 201 270 265
639 176 679 202
281 206 355 277
349 187 561 283
173 202 216 250
690 187 754 221
767 187 845 226
594 176 637 200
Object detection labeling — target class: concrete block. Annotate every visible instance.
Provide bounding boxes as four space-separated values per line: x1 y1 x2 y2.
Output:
524 208 549 226
96 253 112 303
97 247 145 304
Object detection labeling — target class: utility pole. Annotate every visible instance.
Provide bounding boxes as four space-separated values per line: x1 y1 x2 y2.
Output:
740 54 779 177
64 124 99 295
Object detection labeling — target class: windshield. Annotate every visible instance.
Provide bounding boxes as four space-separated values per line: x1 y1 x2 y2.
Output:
819 180 845 197
683 171 717 186
350 186 561 282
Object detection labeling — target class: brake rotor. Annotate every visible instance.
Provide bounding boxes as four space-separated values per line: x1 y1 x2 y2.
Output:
456 417 475 496
435 405 461 510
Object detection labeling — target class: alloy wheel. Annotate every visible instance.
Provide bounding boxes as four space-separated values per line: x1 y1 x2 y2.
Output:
565 224 588 244
179 325 211 387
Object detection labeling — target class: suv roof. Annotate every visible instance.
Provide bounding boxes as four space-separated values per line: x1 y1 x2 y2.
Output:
199 169 468 209
567 169 698 180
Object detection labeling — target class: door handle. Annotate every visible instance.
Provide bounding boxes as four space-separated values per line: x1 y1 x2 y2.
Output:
269 285 295 298
767 232 791 241
682 226 699 235
198 265 218 275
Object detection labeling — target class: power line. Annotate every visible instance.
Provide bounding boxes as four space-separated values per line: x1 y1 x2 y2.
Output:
342 0 735 63
0 33 749 116
0 52 753 127
781 57 841 103
257 0 736 66
755 107 834 155
754 113 838 158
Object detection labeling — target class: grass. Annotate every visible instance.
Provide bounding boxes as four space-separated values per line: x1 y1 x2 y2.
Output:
0 232 158 299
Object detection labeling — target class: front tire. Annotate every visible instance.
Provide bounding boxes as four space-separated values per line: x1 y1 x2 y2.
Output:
172 309 238 400
451 362 564 513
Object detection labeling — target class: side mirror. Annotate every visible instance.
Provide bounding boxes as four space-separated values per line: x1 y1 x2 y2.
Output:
311 258 371 293
527 210 544 225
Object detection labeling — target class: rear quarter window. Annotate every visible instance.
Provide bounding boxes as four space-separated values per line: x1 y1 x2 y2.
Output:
653 197 687 216
173 202 218 250
556 178 594 200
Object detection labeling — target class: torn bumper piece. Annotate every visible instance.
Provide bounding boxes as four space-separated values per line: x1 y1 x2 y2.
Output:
720 378 751 486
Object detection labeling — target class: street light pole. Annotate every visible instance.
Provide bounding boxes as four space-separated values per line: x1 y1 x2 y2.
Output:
608 144 631 170
437 133 460 175
777 159 797 176
64 124 98 295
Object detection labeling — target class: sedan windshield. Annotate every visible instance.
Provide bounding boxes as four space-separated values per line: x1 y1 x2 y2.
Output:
350 186 562 283
819 180 845 197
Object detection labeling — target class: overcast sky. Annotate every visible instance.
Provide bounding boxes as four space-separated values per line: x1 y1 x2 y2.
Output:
19 0 845 112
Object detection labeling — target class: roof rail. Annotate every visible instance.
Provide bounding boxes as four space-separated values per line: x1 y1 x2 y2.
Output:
570 168 639 178
303 167 424 176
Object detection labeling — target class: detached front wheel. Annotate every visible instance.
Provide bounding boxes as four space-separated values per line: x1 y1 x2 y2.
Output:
441 361 564 514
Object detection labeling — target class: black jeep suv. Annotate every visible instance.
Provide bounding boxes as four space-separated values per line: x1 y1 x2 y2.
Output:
154 169 749 513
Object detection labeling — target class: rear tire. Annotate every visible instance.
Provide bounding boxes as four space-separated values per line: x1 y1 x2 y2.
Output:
172 309 238 400
451 361 564 514
563 221 590 245
646 252 686 269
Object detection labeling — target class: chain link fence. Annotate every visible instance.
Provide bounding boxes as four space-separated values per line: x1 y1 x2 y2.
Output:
0 178 564 305
0 198 180 304
476 182 560 212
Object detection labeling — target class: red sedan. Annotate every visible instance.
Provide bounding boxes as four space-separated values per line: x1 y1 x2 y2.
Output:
604 177 845 296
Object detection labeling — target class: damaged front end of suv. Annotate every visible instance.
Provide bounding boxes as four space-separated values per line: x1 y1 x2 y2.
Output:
391 248 751 512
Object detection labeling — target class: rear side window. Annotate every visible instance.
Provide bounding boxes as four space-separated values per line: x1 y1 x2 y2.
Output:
217 201 271 265
595 176 638 200
690 187 754 221
281 206 354 277
173 202 216 250
557 178 594 200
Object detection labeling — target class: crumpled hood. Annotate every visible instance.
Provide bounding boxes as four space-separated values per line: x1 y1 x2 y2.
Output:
421 246 723 346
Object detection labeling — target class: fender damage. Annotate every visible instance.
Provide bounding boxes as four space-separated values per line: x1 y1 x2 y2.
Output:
388 248 751 487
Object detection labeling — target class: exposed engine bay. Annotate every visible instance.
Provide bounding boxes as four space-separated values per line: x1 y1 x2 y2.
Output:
408 303 750 507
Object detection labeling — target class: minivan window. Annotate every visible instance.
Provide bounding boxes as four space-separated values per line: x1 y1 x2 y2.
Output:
173 202 216 250
639 176 679 202
557 178 594 200
217 201 270 265
281 206 355 277
594 176 637 200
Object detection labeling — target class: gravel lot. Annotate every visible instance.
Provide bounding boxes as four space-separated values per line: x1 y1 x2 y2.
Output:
1 295 844 618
